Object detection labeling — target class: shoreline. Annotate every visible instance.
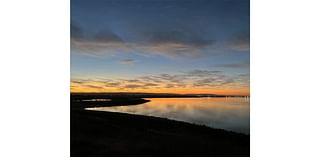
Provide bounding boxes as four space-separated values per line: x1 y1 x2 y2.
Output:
71 96 250 156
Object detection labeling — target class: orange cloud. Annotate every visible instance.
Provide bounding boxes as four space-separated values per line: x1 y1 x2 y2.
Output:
71 70 249 96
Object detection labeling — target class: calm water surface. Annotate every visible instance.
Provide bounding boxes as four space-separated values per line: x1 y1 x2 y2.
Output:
86 97 250 134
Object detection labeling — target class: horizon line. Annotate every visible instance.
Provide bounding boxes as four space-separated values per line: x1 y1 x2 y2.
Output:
70 92 250 97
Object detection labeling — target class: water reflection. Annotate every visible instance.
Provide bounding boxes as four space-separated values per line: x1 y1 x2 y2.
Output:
86 97 250 134
82 99 111 102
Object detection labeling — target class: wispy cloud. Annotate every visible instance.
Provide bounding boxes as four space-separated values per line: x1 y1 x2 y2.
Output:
185 70 223 77
71 69 249 92
84 84 104 89
123 84 143 89
120 59 136 65
214 61 249 68
71 22 216 58
225 33 250 51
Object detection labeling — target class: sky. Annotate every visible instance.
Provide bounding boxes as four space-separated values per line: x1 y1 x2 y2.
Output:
71 0 250 96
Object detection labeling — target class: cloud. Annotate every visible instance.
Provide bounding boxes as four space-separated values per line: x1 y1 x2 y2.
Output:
154 74 186 83
143 83 159 87
193 78 221 87
138 76 164 83
71 23 127 55
185 70 222 77
120 59 136 65
104 82 121 87
226 33 250 51
147 31 214 47
140 30 215 57
124 84 143 89
71 23 215 58
71 69 249 91
84 85 104 89
215 61 249 68
165 84 176 88
94 30 124 43
71 80 84 84
71 22 83 40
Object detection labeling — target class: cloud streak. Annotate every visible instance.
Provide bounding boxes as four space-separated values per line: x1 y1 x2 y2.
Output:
71 22 216 58
71 69 249 92
120 59 136 65
215 61 250 68
225 33 250 51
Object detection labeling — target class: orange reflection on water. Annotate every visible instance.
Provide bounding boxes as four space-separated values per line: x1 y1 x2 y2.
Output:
87 97 250 134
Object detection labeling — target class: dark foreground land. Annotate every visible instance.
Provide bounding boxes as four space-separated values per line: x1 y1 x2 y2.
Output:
71 93 250 157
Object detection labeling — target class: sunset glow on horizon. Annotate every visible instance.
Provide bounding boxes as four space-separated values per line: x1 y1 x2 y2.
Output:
71 87 249 96
70 75 250 96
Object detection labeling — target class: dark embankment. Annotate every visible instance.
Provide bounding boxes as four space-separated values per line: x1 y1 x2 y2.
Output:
71 93 250 157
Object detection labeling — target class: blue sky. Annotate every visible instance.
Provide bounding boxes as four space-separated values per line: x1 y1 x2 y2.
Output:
71 0 250 95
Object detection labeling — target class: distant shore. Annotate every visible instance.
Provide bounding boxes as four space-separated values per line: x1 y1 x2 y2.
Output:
71 93 250 157
71 92 249 99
